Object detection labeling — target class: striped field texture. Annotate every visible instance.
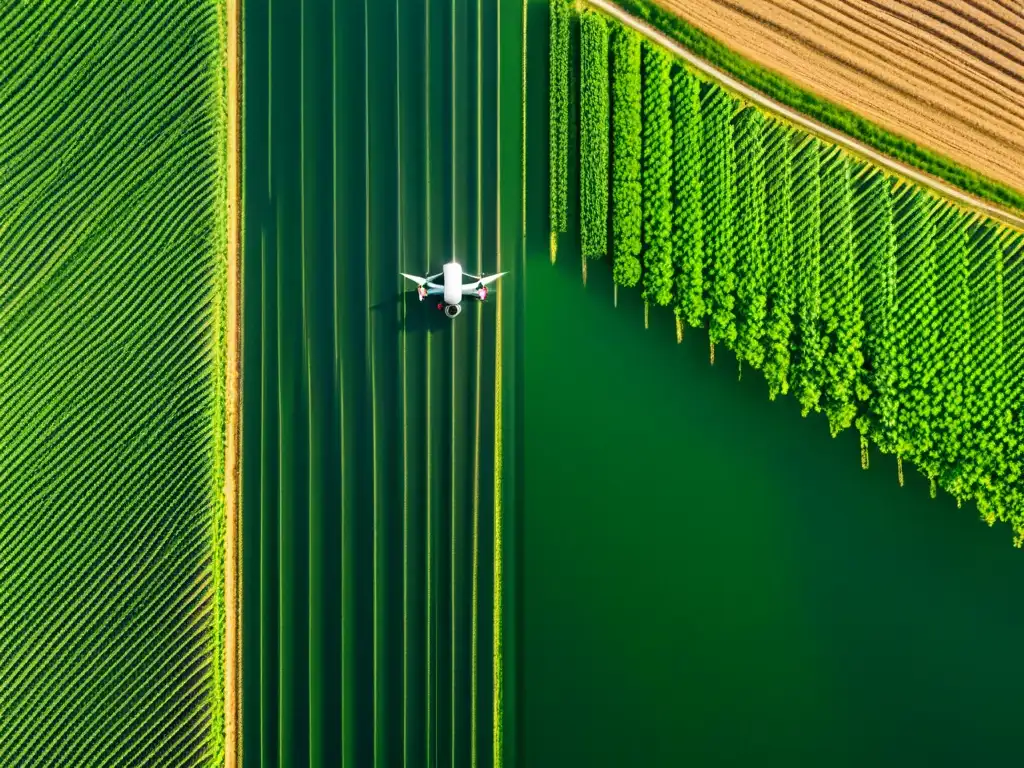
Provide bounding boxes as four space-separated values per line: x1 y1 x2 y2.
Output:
0 2 228 766
551 1 1024 544
239 0 524 765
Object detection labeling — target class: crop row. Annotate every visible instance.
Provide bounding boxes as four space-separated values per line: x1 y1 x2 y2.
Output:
580 11 610 259
550 7 1024 544
549 0 570 238
0 1 228 764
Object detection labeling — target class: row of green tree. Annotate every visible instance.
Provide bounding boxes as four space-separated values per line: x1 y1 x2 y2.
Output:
550 4 1024 544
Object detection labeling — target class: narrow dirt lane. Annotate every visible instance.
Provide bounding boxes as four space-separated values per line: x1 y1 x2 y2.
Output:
224 0 241 765
588 0 1024 230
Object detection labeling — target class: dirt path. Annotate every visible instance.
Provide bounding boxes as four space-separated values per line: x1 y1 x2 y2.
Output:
224 0 240 764
588 0 1024 230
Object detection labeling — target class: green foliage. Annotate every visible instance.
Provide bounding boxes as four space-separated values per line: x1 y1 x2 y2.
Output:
762 120 795 399
857 171 900 453
0 1 227 762
929 206 970 494
641 43 674 306
893 186 939 472
819 147 863 436
792 137 824 415
549 0 570 235
1000 234 1024 540
733 107 768 370
701 84 737 349
963 222 1006 513
671 66 705 329
568 15 1024 543
611 0 1024 215
580 11 610 259
611 25 642 287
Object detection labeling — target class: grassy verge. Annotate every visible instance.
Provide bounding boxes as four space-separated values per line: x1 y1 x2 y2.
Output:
609 0 1024 216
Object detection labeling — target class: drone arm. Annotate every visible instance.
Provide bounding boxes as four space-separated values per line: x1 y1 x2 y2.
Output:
400 272 443 287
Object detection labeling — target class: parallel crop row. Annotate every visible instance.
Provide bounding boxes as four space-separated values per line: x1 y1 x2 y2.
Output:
641 42 673 310
549 0 571 241
549 9 1024 545
580 10 610 260
734 108 768 372
0 1 227 765
671 67 705 334
611 25 642 288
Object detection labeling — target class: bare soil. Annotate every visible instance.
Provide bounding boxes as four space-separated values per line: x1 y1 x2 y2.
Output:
654 0 1024 192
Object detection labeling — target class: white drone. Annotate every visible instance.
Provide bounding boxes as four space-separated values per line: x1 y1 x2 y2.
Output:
401 260 507 318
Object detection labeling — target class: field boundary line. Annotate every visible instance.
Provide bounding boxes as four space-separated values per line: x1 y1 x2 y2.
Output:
225 0 242 763
586 0 1024 231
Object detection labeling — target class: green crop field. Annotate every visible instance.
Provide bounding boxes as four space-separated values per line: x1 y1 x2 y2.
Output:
238 0 523 765
550 0 1024 544
0 2 228 766
522 3 1024 765
8 0 1024 765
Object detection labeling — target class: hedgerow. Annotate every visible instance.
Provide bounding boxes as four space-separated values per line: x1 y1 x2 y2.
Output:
893 185 939 485
819 146 863 437
792 137 824 415
965 222 1005 513
929 205 970 491
701 84 737 360
671 66 705 335
859 170 900 456
611 25 642 288
763 120 795 400
580 11 610 260
733 107 768 372
641 42 674 309
549 0 570 239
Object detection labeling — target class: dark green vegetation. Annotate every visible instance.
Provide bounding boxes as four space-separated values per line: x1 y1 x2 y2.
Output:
733 108 768 372
611 0 1024 216
670 67 704 335
792 137 823 416
610 23 642 288
579 10 609 260
701 84 737 357
523 5 1024 763
0 2 227 766
550 9 1024 542
548 0 570 241
763 119 795 399
819 147 863 438
239 0 522 765
640 43 673 311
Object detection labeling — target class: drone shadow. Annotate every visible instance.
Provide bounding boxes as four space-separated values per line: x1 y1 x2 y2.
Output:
399 291 448 335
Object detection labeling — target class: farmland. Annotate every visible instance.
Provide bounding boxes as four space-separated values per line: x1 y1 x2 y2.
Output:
5 0 1024 765
550 1 1024 543
649 0 1024 195
518 1 1024 764
238 0 523 765
604 0 1024 216
0 1 229 766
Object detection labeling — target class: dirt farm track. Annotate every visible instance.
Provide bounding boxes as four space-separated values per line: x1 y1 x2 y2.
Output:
653 0 1024 194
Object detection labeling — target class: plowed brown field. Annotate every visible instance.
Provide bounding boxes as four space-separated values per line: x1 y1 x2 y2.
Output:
654 0 1024 193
